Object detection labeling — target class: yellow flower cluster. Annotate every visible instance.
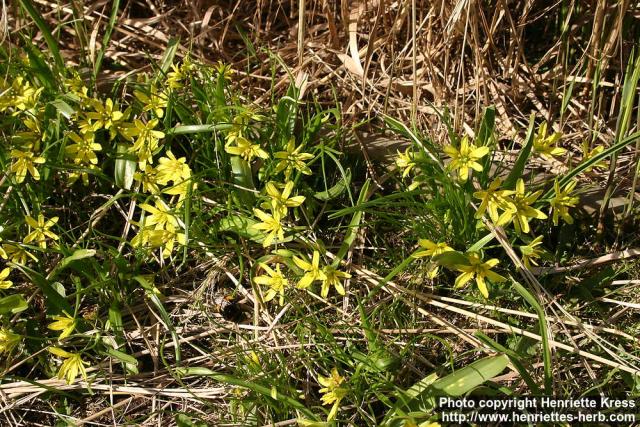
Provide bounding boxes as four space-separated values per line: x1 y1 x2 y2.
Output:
0 77 47 184
317 367 348 421
132 197 186 259
254 251 351 304
224 120 313 247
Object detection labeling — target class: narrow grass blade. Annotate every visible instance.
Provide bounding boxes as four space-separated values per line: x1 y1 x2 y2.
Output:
334 179 370 263
18 0 64 72
475 331 542 394
134 275 182 364
503 113 535 189
512 279 552 394
541 129 640 200
93 0 121 78
159 37 180 75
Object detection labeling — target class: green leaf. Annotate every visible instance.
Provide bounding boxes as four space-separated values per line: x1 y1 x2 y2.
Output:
503 113 535 189
210 373 317 421
431 354 509 395
50 99 75 119
467 234 494 252
334 180 370 263
0 294 28 315
432 251 470 267
159 38 181 75
175 367 217 377
24 41 57 91
219 215 263 244
315 169 351 201
49 249 96 277
166 124 231 135
384 355 509 424
106 347 138 374
475 332 542 395
230 156 255 206
175 414 208 427
476 106 496 147
108 303 123 335
114 143 136 190
106 347 138 366
12 264 73 314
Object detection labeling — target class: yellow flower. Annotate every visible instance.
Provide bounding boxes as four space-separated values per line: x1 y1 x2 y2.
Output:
319 265 351 298
395 148 417 178
2 243 37 265
413 239 453 258
225 135 268 162
124 119 165 167
86 98 125 131
454 253 506 298
134 85 167 118
163 178 193 203
0 328 21 355
581 141 607 172
65 131 102 165
519 236 545 269
274 139 314 178
134 165 162 195
156 151 191 185
0 241 6 259
293 251 326 289
63 72 89 100
443 136 489 182
318 368 347 420
473 178 515 223
139 199 180 230
47 311 77 340
533 122 566 159
252 208 285 247
48 347 90 384
166 58 193 89
9 148 46 183
549 180 579 226
14 115 45 145
215 61 234 81
0 77 43 113
166 64 185 89
262 181 306 216
158 225 187 258
412 239 453 279
497 179 547 234
254 264 289 305
24 214 59 249
131 223 186 258
0 267 13 289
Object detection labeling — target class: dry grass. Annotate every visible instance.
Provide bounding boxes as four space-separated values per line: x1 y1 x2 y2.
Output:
3 1 636 131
